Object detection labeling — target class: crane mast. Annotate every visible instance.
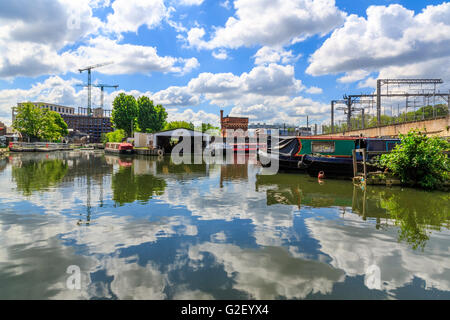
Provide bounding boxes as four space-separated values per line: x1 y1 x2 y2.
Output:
78 62 113 115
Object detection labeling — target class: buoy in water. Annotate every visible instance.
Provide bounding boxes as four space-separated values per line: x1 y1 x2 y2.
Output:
318 171 325 179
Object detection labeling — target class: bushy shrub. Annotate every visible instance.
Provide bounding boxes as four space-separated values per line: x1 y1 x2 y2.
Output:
379 130 450 190
105 129 126 143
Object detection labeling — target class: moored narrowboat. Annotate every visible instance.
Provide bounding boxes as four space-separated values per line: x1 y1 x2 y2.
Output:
302 138 401 178
258 136 360 170
258 136 400 177
105 142 134 154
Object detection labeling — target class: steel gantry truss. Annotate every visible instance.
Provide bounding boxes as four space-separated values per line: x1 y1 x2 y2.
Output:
330 79 450 132
376 79 444 125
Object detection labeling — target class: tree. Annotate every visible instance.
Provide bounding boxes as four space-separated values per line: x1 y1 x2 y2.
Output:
198 123 219 133
13 102 69 142
41 110 68 142
112 93 138 137
164 121 195 131
105 129 126 143
137 96 167 133
379 130 450 190
13 102 43 141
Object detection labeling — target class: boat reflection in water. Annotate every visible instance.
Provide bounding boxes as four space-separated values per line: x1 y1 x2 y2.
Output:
0 152 448 299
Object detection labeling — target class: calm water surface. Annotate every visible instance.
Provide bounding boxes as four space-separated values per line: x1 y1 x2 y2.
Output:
0 151 449 299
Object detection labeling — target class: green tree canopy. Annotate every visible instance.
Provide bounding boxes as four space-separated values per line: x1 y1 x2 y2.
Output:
105 129 126 143
13 103 43 140
41 110 68 141
164 121 195 131
137 96 167 133
111 93 138 137
13 102 69 142
198 123 219 133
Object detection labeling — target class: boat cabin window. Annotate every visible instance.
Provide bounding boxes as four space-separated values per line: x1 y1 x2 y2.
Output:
311 141 335 153
387 141 398 151
367 140 386 152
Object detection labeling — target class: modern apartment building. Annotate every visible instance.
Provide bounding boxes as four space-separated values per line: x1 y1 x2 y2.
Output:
13 102 75 122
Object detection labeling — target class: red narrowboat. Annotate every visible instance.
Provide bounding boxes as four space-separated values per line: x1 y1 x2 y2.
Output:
105 142 134 154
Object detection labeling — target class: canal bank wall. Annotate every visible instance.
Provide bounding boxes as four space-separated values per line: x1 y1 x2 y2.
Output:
328 115 450 137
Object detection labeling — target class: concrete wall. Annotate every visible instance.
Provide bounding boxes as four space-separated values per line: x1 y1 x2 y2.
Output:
329 116 450 137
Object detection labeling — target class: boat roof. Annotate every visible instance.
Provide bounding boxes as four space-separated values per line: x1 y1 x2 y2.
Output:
279 136 401 141
363 137 400 141
279 136 360 140
107 142 133 145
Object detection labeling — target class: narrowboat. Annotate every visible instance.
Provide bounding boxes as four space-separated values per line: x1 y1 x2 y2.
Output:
301 138 400 178
258 136 360 170
105 142 134 154
207 142 266 156
258 136 400 177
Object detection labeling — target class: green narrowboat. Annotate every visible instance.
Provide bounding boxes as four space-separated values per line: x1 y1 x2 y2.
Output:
258 136 359 170
258 136 400 177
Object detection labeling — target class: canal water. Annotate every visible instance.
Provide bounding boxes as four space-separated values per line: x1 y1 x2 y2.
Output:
0 151 449 299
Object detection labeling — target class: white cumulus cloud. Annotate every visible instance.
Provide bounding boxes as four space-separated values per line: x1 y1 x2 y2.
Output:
307 2 450 85
186 0 346 49
105 0 168 34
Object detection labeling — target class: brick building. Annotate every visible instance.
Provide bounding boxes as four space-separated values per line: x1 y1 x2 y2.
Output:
220 110 248 137
0 121 6 136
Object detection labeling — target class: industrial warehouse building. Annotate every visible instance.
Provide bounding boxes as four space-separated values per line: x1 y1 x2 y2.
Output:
13 102 113 143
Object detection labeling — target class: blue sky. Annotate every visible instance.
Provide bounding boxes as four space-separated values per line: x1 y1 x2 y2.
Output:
0 0 449 127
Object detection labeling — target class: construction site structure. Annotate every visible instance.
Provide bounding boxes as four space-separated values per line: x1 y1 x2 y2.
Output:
78 62 113 116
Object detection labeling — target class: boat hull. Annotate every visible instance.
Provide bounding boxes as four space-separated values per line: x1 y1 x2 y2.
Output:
105 148 134 155
258 150 305 171
303 155 378 178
